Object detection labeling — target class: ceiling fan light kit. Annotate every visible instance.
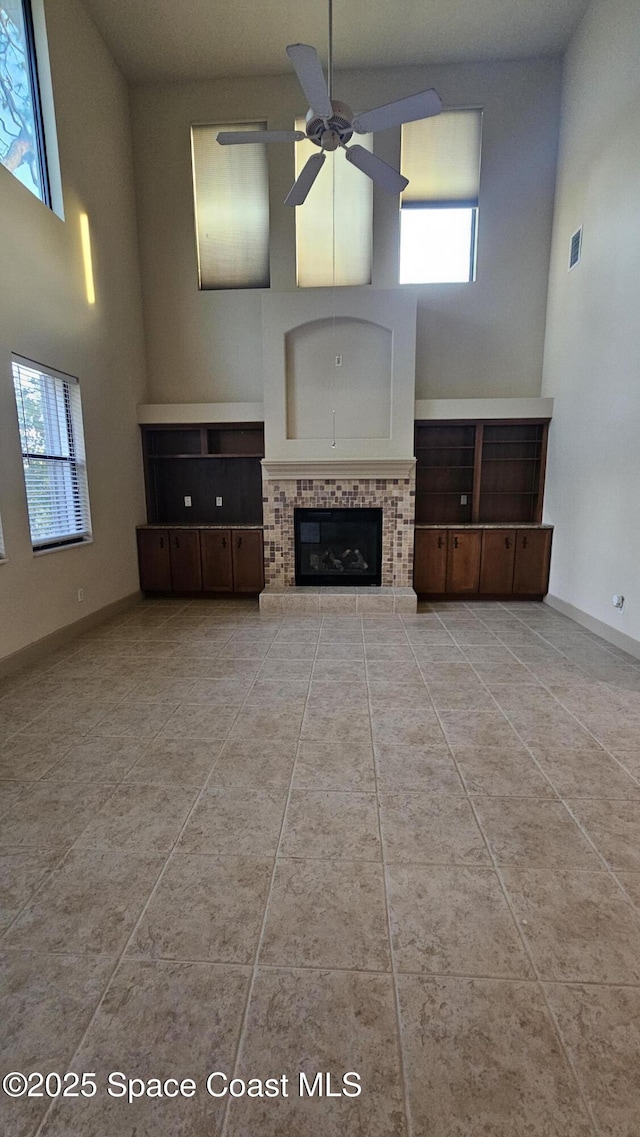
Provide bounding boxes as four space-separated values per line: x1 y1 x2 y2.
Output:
216 7 442 206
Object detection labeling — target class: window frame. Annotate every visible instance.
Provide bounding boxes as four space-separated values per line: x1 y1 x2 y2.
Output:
12 356 92 553
0 0 51 205
399 200 479 285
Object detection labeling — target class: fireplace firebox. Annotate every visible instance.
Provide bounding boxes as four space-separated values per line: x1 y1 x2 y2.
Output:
294 508 383 587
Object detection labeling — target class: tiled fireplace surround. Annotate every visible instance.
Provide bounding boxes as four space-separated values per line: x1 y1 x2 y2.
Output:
260 472 417 614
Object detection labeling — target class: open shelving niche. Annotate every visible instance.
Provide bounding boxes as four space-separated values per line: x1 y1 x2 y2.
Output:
414 420 549 525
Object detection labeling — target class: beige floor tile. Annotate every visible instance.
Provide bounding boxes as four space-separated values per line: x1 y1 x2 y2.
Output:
39 960 250 1137
258 657 315 681
0 736 73 781
161 702 239 739
0 951 114 1137
315 641 364 659
229 707 303 741
90 699 179 738
502 868 640 983
3 848 163 955
280 791 381 860
616 872 640 910
227 968 406 1137
0 781 28 818
426 682 498 711
209 739 297 788
374 745 464 793
74 784 197 852
128 853 272 964
397 975 594 1137
530 748 640 798
379 793 490 865
178 788 287 855
0 848 63 928
260 859 390 970
387 865 531 977
312 660 366 682
301 708 371 743
244 680 309 708
123 677 197 702
46 737 149 783
578 714 640 750
371 707 444 749
439 710 522 749
566 799 640 870
454 747 556 797
545 982 640 1137
473 798 602 867
177 677 252 704
0 781 116 848
124 736 222 786
293 741 376 791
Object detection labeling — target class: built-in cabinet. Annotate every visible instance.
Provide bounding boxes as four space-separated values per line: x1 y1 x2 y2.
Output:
137 528 264 596
414 527 552 598
413 418 552 599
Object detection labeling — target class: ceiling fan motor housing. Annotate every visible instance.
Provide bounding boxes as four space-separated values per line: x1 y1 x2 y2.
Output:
306 100 354 149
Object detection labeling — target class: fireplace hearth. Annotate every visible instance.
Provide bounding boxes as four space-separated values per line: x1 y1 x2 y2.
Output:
294 507 382 587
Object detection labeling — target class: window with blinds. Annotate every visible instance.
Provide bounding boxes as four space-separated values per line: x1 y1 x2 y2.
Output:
12 357 92 551
0 514 5 560
400 109 482 284
191 123 270 290
294 118 373 288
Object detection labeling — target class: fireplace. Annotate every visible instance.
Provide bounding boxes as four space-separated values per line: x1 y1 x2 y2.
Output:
294 507 382 587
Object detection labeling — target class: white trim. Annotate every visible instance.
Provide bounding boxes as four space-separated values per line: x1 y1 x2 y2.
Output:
545 594 640 662
33 537 93 557
261 459 416 480
414 397 553 420
137 402 264 424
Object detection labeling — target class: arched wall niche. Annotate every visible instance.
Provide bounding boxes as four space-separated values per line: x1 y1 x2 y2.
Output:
285 317 392 441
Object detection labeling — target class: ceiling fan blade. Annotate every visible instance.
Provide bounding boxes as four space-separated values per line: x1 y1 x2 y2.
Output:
284 152 326 207
286 43 332 119
353 88 442 134
344 145 408 195
217 130 306 145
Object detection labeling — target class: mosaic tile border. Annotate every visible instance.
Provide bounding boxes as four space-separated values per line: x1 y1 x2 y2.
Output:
262 475 416 589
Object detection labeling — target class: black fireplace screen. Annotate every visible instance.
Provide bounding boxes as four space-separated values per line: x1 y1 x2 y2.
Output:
294 508 383 587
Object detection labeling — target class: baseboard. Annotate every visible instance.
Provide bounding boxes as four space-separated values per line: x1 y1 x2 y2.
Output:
545 593 640 662
0 592 141 680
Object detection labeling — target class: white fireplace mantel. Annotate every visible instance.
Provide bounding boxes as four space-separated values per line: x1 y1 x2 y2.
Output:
261 458 416 481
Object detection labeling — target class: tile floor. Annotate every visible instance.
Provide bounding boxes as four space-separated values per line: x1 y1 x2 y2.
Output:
1 598 640 1135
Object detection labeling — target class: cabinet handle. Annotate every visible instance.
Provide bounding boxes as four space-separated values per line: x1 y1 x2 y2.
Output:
159 537 164 549
454 536 459 549
522 535 528 549
437 535 444 549
505 537 510 549
174 536 180 549
222 535 226 549
237 536 243 549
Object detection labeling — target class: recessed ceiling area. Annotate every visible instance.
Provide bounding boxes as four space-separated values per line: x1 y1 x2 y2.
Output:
81 0 591 84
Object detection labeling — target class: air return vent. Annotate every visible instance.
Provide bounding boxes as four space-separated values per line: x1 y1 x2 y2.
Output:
569 227 582 270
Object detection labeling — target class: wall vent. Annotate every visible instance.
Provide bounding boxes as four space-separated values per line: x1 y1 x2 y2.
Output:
569 227 582 270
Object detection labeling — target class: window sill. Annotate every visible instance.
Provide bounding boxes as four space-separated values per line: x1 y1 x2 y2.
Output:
33 538 93 557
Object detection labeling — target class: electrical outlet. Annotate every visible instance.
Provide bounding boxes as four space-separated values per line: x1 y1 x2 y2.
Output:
184 495 192 507
613 594 625 610
216 496 223 507
460 494 468 504
335 354 343 367
77 588 84 602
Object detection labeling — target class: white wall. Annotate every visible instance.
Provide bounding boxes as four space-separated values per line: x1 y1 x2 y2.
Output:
0 0 148 662
131 58 561 404
542 0 640 644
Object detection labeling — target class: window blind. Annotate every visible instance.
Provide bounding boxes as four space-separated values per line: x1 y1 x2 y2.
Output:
401 109 482 206
12 357 92 550
294 118 373 288
191 123 270 289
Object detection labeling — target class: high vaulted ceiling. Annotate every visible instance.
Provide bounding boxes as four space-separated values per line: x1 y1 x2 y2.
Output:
80 0 591 84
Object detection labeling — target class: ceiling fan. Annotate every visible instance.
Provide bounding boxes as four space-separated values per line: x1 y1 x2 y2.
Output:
217 4 442 206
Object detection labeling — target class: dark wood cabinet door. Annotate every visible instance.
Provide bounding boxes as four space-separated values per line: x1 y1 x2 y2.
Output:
137 529 171 592
201 530 233 592
513 529 552 595
413 530 447 593
446 530 481 593
232 530 264 593
168 529 202 592
479 530 516 594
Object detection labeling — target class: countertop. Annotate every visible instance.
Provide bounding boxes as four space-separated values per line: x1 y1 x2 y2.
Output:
415 523 553 530
137 523 264 531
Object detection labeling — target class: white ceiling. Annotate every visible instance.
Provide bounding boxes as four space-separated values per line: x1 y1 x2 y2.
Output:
80 0 591 84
